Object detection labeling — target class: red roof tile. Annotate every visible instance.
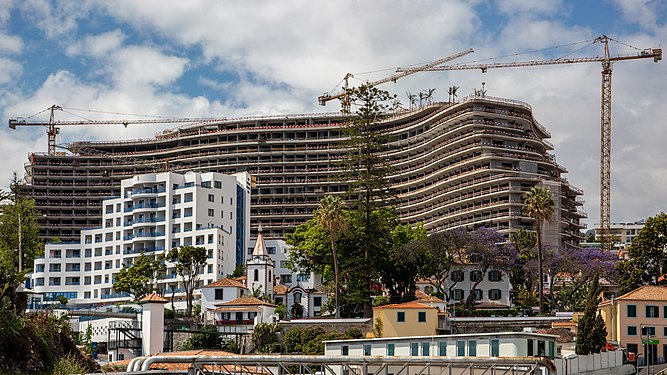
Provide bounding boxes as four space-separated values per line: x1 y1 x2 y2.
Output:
203 278 246 289
374 301 437 310
217 296 276 307
140 293 168 303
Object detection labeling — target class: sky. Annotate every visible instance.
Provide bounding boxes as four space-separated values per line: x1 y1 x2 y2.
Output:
0 0 665 229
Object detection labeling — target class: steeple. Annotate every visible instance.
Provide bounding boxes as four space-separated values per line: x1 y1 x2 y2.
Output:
252 224 268 257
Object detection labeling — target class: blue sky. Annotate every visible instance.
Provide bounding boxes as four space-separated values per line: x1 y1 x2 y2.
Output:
1 0 665 228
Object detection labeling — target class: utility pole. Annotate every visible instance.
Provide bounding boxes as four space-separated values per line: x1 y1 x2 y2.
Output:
18 212 22 272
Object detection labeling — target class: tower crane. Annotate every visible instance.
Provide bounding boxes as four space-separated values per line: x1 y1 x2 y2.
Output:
8 104 221 156
397 36 662 251
318 48 474 114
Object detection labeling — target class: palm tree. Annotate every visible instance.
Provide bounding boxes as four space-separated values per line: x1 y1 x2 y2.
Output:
417 91 426 108
522 185 555 314
447 86 460 103
426 88 436 105
391 98 403 112
314 195 347 318
406 92 417 110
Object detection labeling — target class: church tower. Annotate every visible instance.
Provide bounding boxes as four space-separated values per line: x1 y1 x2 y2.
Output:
246 225 274 299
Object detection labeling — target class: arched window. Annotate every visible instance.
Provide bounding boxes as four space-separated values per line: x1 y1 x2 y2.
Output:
269 270 272 280
254 269 259 281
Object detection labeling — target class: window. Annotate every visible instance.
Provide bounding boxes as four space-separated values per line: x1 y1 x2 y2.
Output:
418 311 427 322
201 181 211 188
411 342 419 356
472 289 482 301
527 339 534 356
451 270 464 282
456 341 465 356
342 346 349 356
363 344 371 356
642 326 656 336
49 264 61 272
664 306 667 318
489 289 502 300
628 304 637 317
647 305 660 318
453 289 464 301
548 341 555 357
438 341 446 356
470 271 482 282
422 342 430 356
280 274 292 284
628 326 637 335
267 247 276 255
208 209 215 217
468 340 477 356
314 297 322 307
172 195 181 204
36 264 45 272
491 339 500 357
387 343 395 356
254 269 259 281
208 194 215 202
488 270 502 281
397 312 405 322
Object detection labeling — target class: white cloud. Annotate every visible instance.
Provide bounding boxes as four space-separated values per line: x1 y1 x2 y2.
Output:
2 0 667 228
0 57 21 83
0 33 22 53
612 0 663 30
66 29 125 57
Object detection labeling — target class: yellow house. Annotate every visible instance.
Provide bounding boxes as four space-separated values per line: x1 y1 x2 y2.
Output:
598 285 667 363
373 301 438 338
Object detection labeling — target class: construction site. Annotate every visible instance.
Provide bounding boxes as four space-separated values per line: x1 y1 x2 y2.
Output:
8 37 661 251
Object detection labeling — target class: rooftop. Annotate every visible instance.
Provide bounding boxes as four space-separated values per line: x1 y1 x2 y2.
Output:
203 278 246 289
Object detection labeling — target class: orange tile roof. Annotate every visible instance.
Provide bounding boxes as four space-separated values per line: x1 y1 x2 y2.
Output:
217 296 276 307
600 285 667 306
140 293 168 303
417 294 445 303
374 301 437 310
203 278 246 289
273 284 289 294
213 306 262 312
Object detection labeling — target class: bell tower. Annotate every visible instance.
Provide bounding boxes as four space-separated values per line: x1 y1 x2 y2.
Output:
246 225 274 299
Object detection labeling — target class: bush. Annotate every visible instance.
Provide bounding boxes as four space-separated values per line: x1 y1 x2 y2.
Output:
51 353 84 375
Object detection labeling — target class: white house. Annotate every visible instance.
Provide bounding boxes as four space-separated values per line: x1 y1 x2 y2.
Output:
206 296 276 331
442 264 513 309
200 277 248 314
324 331 558 358
30 171 251 307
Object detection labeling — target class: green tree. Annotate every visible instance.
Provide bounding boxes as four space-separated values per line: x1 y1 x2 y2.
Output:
617 213 667 294
314 195 347 319
167 246 208 317
522 185 554 314
0 181 43 314
380 222 427 302
113 252 166 301
340 84 396 317
228 263 245 278
252 322 281 353
575 277 607 354
182 325 221 350
510 228 537 302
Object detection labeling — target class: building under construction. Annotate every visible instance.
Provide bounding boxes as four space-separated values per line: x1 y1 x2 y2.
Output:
22 95 585 248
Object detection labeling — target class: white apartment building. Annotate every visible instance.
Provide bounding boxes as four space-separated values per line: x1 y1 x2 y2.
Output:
30 171 251 306
594 220 645 249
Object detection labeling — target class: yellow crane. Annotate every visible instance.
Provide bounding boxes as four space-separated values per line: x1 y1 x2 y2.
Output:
318 48 474 114
8 105 223 156
398 36 661 250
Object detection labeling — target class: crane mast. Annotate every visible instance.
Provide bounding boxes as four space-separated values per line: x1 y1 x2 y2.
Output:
398 36 661 251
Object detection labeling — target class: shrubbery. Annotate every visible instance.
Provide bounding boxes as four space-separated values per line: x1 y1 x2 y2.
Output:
283 327 363 355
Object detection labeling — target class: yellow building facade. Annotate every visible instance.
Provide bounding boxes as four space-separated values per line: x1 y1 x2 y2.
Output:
598 285 667 363
373 301 439 338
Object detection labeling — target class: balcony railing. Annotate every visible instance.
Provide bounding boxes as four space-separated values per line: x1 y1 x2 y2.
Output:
124 203 166 212
101 292 130 299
